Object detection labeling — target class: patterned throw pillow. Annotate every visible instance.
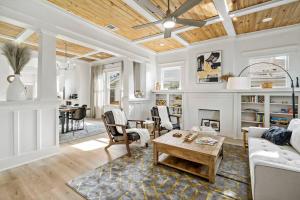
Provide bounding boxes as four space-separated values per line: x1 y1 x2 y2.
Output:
262 126 292 145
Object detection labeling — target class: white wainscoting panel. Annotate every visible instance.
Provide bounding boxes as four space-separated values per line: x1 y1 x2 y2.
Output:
0 111 14 159
19 110 37 154
41 109 57 148
0 100 59 171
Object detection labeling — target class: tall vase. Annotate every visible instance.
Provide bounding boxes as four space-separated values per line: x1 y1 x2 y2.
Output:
6 74 27 101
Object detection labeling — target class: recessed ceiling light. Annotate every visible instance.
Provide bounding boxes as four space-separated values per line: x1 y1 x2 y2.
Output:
262 17 272 23
160 43 165 46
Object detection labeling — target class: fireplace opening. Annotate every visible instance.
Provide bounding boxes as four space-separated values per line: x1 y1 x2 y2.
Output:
199 109 220 132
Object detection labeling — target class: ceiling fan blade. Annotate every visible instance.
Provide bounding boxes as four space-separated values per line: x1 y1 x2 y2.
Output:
132 20 163 29
164 28 172 38
175 18 206 27
170 0 203 18
135 0 166 18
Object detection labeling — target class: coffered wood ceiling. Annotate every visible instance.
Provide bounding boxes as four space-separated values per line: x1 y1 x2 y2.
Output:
45 0 300 53
150 0 218 20
233 1 300 35
179 22 227 44
0 21 25 39
142 37 184 52
79 57 97 62
26 33 95 55
226 0 271 11
48 0 161 40
90 52 114 60
1 1 300 54
0 22 102 62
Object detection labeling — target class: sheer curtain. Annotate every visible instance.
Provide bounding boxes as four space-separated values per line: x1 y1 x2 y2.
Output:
90 64 104 119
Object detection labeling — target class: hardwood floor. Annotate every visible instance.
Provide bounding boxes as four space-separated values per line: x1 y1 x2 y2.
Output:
0 134 127 200
0 133 243 200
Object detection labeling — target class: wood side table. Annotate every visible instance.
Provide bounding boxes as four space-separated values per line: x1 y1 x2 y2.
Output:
242 127 249 149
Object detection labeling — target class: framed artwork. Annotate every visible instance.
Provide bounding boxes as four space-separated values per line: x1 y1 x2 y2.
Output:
201 119 210 127
209 120 220 131
196 51 222 83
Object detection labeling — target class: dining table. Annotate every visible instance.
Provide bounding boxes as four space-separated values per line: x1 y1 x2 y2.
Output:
59 106 90 133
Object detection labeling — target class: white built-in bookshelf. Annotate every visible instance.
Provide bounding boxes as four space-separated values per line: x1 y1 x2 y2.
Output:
241 95 265 128
154 92 183 126
241 94 299 130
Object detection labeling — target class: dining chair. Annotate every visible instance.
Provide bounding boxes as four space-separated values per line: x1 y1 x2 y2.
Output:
70 106 87 133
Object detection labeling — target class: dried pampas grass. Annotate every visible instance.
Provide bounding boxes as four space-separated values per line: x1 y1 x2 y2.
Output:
1 42 31 74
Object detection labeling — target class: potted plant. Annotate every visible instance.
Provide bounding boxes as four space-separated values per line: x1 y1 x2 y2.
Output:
220 73 234 82
1 42 31 101
221 73 235 89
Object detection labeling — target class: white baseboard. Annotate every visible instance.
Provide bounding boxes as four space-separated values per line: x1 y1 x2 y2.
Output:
0 146 59 172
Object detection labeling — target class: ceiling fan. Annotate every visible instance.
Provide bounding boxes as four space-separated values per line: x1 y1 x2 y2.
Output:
132 0 206 38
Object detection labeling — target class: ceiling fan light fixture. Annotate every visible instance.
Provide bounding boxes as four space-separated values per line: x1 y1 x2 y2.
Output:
163 20 175 29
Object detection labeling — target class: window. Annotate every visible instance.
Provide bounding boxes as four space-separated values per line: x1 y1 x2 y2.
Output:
161 67 181 90
106 70 121 105
248 55 288 88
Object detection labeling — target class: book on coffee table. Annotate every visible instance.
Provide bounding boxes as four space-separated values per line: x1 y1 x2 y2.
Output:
195 137 218 145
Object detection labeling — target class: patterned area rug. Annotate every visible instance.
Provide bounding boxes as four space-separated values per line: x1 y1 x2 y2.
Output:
68 144 251 200
60 122 106 144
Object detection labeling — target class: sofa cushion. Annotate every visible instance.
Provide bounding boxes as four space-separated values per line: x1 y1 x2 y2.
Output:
249 138 300 168
291 127 300 154
288 118 300 131
261 126 292 145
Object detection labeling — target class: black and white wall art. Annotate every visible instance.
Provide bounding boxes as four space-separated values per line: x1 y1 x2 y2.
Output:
196 51 222 83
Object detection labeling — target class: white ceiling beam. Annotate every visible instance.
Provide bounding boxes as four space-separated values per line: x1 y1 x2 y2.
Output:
213 0 236 36
15 29 35 43
124 0 189 46
56 35 120 57
70 50 104 60
133 16 222 44
229 0 298 18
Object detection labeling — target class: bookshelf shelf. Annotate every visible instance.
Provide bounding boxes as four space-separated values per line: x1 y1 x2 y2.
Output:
241 95 265 129
241 120 264 124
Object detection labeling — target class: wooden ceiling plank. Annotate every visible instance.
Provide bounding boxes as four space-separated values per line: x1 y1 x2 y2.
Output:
48 0 161 40
0 20 25 39
226 0 271 11
178 22 227 44
232 1 300 34
229 0 298 18
142 37 184 52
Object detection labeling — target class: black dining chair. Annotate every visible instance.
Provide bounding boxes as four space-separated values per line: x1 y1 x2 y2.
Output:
70 106 87 133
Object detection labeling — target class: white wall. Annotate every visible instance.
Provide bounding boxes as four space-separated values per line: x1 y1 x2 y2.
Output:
155 26 300 138
156 26 300 90
60 61 91 107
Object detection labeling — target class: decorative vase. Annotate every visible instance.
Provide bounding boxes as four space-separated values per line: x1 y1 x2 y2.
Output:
6 74 27 101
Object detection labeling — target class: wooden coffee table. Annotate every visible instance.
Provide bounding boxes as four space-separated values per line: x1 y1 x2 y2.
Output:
153 130 225 183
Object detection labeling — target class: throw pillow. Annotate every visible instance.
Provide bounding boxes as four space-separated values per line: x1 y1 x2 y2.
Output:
291 127 300 153
262 126 292 145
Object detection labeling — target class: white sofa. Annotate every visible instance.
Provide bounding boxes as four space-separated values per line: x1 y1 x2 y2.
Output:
248 119 300 200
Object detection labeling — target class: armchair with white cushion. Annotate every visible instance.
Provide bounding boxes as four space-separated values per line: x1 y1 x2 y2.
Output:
247 119 300 200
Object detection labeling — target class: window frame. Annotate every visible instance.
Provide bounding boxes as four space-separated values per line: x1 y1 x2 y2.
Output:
247 53 289 88
160 66 182 90
104 67 121 106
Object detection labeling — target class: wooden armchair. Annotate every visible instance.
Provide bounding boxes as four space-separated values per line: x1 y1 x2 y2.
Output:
102 110 146 156
151 106 181 137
